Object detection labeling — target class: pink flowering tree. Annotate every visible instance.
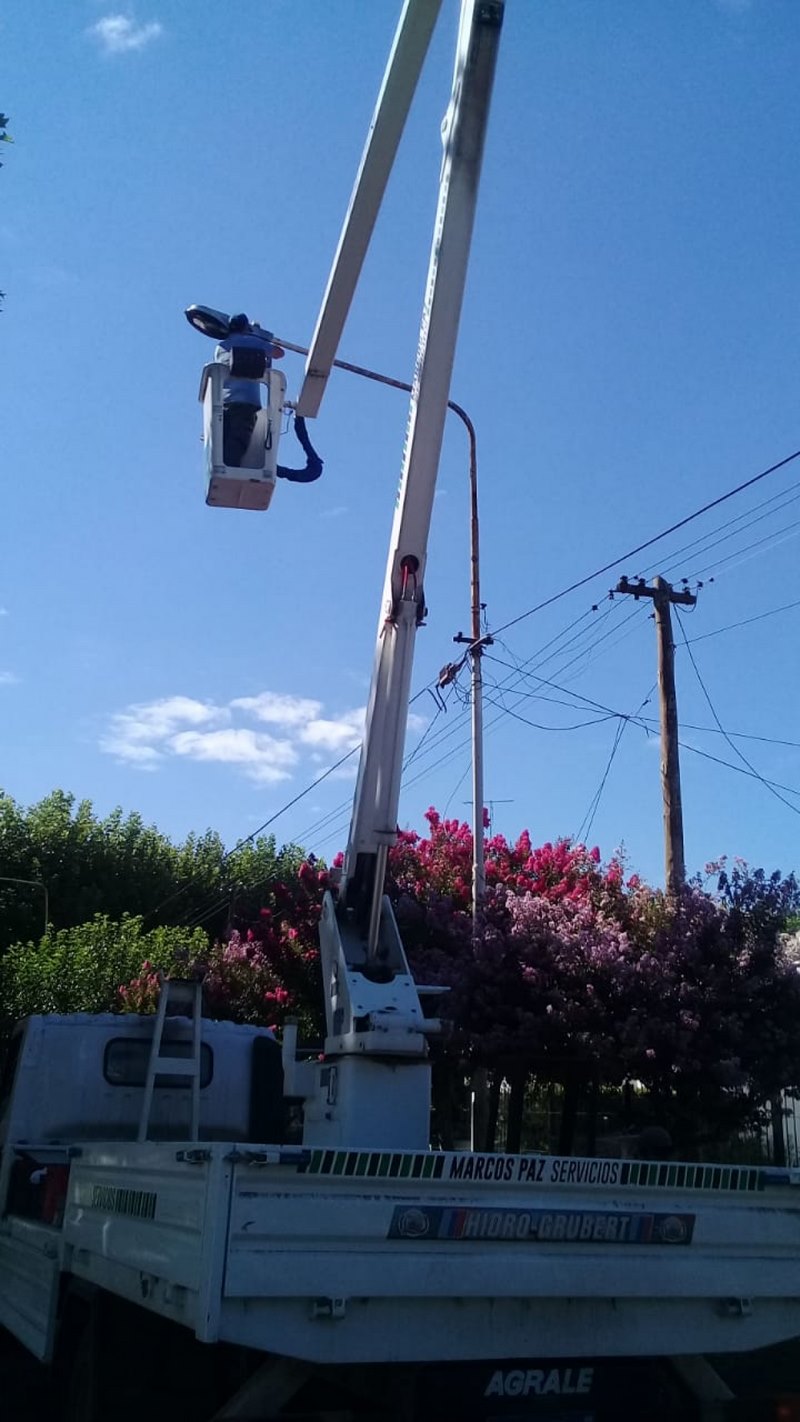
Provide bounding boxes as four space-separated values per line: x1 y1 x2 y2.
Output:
384 812 800 1155
118 858 329 1040
388 807 615 912
384 810 633 1150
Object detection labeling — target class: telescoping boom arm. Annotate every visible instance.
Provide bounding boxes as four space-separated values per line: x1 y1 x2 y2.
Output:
299 0 502 1147
342 0 503 937
299 0 503 940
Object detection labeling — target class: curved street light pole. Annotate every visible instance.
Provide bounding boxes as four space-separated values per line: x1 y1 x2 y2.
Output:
449 399 488 923
0 876 49 937
276 337 486 928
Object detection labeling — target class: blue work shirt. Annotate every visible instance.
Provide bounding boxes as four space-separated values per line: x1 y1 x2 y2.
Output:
215 331 274 407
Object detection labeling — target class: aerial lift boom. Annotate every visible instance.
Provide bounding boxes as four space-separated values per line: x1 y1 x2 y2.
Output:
296 0 503 1149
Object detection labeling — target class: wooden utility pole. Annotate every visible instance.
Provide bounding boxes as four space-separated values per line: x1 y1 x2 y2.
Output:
615 575 696 894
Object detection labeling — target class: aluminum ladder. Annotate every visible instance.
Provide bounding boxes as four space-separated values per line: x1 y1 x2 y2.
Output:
137 974 203 1142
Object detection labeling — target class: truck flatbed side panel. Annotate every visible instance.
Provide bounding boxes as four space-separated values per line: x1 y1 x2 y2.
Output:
219 1150 800 1361
63 1144 218 1295
0 1225 60 1362
43 1143 800 1363
225 1181 797 1297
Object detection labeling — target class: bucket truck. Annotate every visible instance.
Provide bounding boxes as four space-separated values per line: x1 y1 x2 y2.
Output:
1 3 799 1419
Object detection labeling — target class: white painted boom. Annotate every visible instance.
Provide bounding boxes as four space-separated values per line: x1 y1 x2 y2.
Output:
296 0 444 420
340 0 504 926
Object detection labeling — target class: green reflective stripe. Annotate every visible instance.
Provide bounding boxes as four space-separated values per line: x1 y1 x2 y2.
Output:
609 1158 762 1193
299 1150 766 1192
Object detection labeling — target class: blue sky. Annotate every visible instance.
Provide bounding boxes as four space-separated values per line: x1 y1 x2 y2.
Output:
1 0 799 886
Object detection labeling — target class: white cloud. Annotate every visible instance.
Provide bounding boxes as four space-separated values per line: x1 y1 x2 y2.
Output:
299 709 365 754
171 728 297 785
0 671 19 686
104 740 162 770
101 688 429 788
88 15 163 54
100 688 370 786
100 695 227 766
231 691 322 727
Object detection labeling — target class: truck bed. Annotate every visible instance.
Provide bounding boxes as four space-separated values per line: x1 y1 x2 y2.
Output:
6 1141 800 1367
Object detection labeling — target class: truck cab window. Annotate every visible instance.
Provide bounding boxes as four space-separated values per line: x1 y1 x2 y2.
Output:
104 1037 213 1089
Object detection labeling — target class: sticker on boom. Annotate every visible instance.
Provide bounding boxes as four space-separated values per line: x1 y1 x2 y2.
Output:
388 1205 695 1245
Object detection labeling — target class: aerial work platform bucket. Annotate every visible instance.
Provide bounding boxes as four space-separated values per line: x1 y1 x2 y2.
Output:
199 362 287 512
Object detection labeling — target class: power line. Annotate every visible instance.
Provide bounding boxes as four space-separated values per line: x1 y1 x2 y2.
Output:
172 681 441 932
487 649 800 751
483 692 615 733
484 601 628 703
676 739 800 800
674 609 800 819
496 484 800 708
686 597 800 644
511 599 619 679
142 741 360 927
297 679 466 847
550 604 650 688
575 718 628 844
684 515 800 583
443 759 472 815
645 481 800 583
494 664 800 801
490 445 800 638
640 715 800 751
178 743 364 933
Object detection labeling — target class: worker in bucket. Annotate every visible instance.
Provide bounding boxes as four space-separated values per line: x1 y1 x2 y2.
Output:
215 313 323 481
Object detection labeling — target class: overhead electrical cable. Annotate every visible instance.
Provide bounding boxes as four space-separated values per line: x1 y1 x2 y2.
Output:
674 609 800 819
549 605 651 688
482 694 616 733
684 517 800 583
686 598 800 644
484 652 800 808
174 681 439 932
575 716 630 845
642 482 800 583
144 740 362 926
485 650 800 752
676 740 800 799
574 686 654 842
489 445 800 639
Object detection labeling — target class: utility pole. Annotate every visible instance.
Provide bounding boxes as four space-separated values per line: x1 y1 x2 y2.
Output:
615 575 696 894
